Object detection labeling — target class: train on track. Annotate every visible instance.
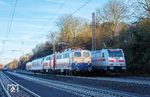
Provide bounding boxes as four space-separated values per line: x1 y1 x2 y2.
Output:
26 48 126 75
91 49 126 73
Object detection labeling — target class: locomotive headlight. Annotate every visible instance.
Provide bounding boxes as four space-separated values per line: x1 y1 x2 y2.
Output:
75 61 77 65
121 64 125 66
110 64 113 66
122 66 126 70
88 61 90 65
109 67 114 70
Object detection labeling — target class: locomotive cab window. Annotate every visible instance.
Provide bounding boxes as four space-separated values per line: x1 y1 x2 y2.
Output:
102 53 105 57
74 52 81 57
108 50 123 57
83 52 90 57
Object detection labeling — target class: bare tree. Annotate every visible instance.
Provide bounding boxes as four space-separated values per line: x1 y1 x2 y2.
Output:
56 15 84 47
139 0 150 17
96 0 129 46
132 0 150 19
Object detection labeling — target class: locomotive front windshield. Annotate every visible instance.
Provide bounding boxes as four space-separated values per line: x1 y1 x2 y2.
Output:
108 50 123 57
74 52 81 57
83 52 90 57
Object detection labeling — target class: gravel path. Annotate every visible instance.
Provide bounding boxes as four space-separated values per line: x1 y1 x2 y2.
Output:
0 81 7 97
16 70 150 97
7 72 138 97
4 72 80 97
0 71 38 97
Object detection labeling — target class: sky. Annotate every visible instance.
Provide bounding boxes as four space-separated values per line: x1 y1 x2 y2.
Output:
0 0 108 64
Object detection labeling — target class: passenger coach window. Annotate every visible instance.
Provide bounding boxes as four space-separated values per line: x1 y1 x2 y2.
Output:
83 52 90 57
63 53 69 58
46 57 49 60
102 53 104 57
57 55 62 59
74 52 81 57
66 53 69 58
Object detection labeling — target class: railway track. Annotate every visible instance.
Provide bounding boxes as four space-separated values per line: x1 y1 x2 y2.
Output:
7 71 138 97
18 70 150 86
0 71 40 97
56 75 150 86
15 70 150 96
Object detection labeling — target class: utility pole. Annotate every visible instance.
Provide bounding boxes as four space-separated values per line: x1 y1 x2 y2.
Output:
21 41 24 55
51 33 56 70
53 39 56 70
92 12 96 51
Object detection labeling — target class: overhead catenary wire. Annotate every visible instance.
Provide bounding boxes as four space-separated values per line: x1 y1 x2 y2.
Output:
2 0 18 53
71 0 92 15
23 0 69 51
3 0 93 60
19 0 69 55
24 0 93 60
1 0 14 54
34 0 69 40
1 0 18 63
34 0 93 44
6 0 18 39
27 0 93 55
